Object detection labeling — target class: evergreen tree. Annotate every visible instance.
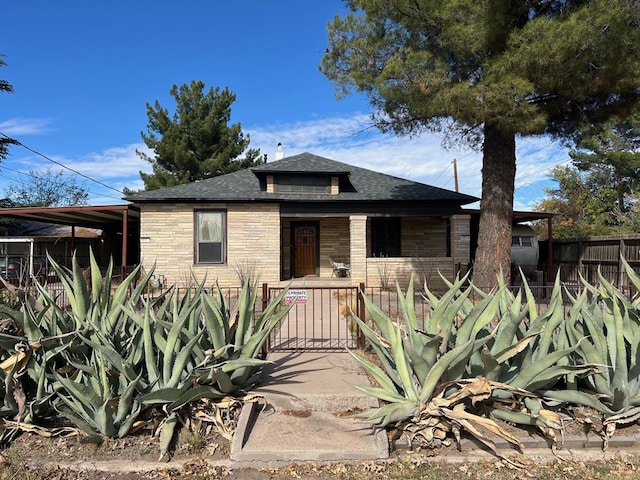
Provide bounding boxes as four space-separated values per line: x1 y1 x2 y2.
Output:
136 81 265 191
320 0 640 290
569 109 640 214
0 55 17 161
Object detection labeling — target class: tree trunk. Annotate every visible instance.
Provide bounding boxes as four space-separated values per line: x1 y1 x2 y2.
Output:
473 123 516 292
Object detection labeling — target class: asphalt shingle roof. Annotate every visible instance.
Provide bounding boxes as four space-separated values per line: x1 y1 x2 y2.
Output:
124 152 478 205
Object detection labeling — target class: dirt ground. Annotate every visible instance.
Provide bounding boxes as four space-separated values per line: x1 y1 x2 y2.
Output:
2 414 640 480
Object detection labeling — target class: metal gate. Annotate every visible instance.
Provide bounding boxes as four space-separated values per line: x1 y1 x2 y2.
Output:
265 285 364 351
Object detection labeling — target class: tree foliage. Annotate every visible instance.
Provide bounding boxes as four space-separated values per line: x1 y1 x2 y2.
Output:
135 81 266 191
5 167 89 207
535 109 640 239
0 55 17 161
570 109 640 213
320 0 640 290
534 165 614 239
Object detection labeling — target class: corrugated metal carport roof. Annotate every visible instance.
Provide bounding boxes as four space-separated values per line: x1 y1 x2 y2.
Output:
0 204 140 267
0 204 139 228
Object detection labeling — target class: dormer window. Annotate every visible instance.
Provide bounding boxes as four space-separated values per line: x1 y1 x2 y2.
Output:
275 174 331 194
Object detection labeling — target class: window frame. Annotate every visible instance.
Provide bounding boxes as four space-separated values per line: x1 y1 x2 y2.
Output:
512 236 534 247
195 210 226 265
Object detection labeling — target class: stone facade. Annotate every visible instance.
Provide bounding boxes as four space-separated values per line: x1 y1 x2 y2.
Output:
139 202 280 287
349 215 367 283
364 215 471 292
139 203 471 291
366 257 454 292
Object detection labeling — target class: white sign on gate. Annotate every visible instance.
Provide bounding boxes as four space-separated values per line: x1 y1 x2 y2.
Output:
285 289 308 305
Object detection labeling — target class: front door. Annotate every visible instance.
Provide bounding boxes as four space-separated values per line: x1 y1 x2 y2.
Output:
292 223 318 277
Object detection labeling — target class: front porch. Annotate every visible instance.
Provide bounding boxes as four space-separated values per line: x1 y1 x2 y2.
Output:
279 213 471 293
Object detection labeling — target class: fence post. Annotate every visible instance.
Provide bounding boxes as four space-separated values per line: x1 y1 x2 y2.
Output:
357 282 366 350
262 282 269 357
261 282 268 312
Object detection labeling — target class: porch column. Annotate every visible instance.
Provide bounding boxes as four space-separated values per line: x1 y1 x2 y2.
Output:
349 215 367 283
450 214 471 266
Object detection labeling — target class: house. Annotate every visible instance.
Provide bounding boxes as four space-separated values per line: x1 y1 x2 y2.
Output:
125 152 479 291
0 220 104 279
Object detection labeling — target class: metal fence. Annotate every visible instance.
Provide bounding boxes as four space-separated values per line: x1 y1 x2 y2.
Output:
265 285 363 351
455 262 640 300
6 265 640 354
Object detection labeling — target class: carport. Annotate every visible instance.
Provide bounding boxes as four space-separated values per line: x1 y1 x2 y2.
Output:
0 204 141 268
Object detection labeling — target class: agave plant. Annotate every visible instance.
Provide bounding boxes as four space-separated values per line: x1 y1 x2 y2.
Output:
0 278 80 429
54 355 143 441
21 251 151 441
193 280 292 392
349 271 605 456
122 278 291 458
348 275 520 455
550 257 640 448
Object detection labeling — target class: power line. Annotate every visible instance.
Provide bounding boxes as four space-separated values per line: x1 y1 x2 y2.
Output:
430 160 453 185
0 132 125 195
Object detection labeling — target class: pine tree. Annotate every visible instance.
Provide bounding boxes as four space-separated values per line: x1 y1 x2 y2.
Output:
136 81 265 191
320 0 640 290
0 55 17 161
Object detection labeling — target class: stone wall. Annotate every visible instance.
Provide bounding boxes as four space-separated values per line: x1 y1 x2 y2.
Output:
400 217 447 256
366 257 454 293
139 202 280 287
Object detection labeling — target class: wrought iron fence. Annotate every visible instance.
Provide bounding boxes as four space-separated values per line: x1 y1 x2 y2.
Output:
265 285 362 351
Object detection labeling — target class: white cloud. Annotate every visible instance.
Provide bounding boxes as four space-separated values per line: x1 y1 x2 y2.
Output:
0 118 51 135
248 115 568 208
72 144 154 179
1 114 569 208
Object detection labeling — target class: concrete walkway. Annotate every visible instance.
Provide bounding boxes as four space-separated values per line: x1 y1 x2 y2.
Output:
230 352 389 466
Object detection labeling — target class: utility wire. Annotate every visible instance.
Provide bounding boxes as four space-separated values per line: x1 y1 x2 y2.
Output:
0 132 125 195
430 160 453 185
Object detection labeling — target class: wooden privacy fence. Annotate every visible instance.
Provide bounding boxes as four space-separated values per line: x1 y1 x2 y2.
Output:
540 235 640 289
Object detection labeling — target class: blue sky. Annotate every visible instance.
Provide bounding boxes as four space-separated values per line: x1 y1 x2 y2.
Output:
0 1 569 209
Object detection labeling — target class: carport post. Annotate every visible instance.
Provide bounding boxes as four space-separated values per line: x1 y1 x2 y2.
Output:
121 208 128 268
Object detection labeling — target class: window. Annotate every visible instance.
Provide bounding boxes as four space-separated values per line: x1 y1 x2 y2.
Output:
512 236 534 247
371 218 401 257
520 236 533 247
196 211 225 264
275 174 331 193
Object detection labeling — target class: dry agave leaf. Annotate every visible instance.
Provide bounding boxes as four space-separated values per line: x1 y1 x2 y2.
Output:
0 349 31 373
445 406 523 451
193 396 247 441
3 420 79 438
